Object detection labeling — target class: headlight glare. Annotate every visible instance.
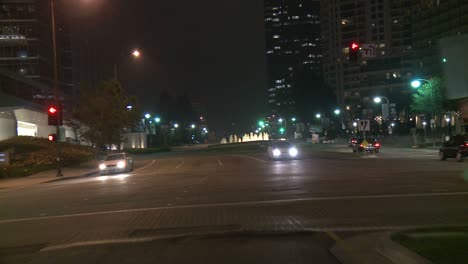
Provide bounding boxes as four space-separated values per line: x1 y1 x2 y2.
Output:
273 149 281 157
117 161 126 169
289 147 298 157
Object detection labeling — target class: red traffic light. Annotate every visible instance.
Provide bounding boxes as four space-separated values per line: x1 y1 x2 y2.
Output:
350 42 359 50
48 107 58 114
48 134 56 142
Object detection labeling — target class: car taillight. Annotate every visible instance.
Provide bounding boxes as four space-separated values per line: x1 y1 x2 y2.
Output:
360 144 363 147
374 143 380 147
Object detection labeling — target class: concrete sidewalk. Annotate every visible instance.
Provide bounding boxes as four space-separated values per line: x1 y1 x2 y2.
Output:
0 160 99 190
330 231 433 264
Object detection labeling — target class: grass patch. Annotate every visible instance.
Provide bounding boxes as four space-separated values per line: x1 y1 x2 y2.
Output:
0 136 94 178
123 147 171 154
393 226 468 264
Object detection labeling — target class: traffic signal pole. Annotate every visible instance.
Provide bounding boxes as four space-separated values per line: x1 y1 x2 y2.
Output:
51 0 62 177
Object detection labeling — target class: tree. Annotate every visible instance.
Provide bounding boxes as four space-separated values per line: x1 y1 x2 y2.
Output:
411 77 446 118
73 80 141 149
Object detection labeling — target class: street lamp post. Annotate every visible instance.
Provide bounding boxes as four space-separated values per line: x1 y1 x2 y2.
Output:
422 121 427 144
373 96 390 120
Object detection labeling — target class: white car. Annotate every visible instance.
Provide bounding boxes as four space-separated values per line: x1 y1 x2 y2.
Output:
99 153 134 175
268 141 299 160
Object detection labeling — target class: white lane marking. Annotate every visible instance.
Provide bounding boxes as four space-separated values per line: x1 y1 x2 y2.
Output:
133 160 156 173
230 154 267 163
176 161 185 169
217 159 223 167
1 191 467 225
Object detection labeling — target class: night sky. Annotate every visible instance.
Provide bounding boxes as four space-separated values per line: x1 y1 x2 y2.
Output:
71 0 268 135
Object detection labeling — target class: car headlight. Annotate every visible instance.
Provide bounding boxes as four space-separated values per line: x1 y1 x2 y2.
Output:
117 161 126 169
273 149 281 157
289 147 298 157
99 164 106 170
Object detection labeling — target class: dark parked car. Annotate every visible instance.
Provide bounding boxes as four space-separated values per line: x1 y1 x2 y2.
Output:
439 134 468 162
352 138 381 153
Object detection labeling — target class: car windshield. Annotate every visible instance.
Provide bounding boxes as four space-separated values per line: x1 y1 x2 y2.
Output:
105 154 125 161
272 142 294 148
1 1 468 264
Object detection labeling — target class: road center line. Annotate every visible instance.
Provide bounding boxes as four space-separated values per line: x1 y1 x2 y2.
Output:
176 161 185 169
1 191 467 225
217 159 223 167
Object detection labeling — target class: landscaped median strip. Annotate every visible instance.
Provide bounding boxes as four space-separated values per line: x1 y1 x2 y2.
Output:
393 227 468 264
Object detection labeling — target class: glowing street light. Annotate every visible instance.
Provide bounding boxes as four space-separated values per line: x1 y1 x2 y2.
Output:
174 123 179 128
352 122 357 127
315 113 321 119
391 123 395 127
132 49 141 58
278 118 283 123
154 117 161 123
334 109 341 115
411 80 422 89
144 113 151 119
191 124 196 129
422 121 427 126
373 97 382 103
291 117 297 122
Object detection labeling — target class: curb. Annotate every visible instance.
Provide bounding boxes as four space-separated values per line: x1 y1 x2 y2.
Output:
44 170 99 183
330 231 433 264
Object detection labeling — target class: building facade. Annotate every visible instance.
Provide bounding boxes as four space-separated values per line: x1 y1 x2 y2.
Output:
411 0 468 78
264 0 322 117
0 0 73 102
321 0 416 120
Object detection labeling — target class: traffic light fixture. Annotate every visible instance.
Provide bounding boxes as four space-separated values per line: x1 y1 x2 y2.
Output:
47 104 63 126
48 134 57 142
349 42 359 62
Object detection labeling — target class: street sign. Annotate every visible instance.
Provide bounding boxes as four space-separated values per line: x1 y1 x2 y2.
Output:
358 120 370 131
361 44 377 58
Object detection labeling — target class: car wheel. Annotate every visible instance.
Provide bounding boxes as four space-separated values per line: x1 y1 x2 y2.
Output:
375 149 379 153
439 151 447 161
352 148 357 153
456 152 463 162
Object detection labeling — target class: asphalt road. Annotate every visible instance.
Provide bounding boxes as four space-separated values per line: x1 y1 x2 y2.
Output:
1 146 467 263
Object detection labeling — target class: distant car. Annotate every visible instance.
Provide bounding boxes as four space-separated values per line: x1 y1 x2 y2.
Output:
268 141 299 160
439 135 468 162
99 153 134 175
352 138 381 153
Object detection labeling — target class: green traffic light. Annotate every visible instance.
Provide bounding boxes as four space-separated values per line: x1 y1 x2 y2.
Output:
258 121 265 127
279 127 285 134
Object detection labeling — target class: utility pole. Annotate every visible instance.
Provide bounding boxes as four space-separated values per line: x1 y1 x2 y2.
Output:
50 0 62 176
